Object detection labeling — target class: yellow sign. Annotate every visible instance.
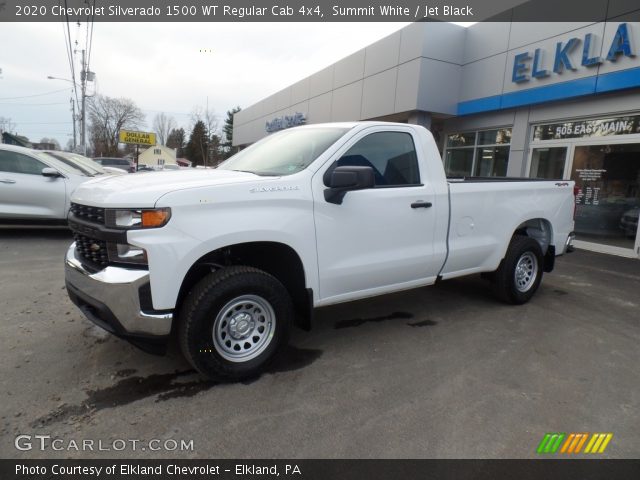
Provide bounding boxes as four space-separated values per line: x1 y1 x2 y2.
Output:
119 130 156 146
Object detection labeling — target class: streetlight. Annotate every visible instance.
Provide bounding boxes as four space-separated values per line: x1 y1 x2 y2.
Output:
47 52 94 156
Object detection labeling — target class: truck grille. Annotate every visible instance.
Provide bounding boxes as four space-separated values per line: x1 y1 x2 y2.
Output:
73 233 109 267
70 202 105 225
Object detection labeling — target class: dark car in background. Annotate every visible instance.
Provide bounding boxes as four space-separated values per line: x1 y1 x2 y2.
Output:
620 207 639 238
93 157 135 173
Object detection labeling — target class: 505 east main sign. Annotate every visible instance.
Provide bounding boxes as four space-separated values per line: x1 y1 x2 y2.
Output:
512 23 636 83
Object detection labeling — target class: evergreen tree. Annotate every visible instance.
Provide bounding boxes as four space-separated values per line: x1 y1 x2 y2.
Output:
185 121 208 167
167 128 186 157
222 106 241 158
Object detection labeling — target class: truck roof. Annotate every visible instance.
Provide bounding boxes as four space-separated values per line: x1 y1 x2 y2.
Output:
289 121 422 130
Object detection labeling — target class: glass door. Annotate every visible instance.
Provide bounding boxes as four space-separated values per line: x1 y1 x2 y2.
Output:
570 143 640 250
529 146 569 179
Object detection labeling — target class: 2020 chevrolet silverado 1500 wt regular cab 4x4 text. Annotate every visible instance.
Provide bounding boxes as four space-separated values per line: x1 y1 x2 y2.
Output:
65 122 576 380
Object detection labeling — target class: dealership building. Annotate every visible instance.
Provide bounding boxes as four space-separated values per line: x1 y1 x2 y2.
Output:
233 16 640 258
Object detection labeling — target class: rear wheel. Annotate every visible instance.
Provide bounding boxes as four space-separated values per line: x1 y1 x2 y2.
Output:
493 235 544 304
178 266 293 381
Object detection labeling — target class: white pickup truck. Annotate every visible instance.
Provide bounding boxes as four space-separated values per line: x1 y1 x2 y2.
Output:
65 122 575 380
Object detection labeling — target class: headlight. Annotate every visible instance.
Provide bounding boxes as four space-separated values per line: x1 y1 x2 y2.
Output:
107 242 148 265
105 208 171 229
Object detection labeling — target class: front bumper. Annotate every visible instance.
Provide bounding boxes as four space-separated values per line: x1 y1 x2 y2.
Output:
64 243 173 353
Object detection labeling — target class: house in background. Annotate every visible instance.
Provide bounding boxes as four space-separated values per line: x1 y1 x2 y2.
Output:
2 132 32 148
137 144 177 168
32 142 57 150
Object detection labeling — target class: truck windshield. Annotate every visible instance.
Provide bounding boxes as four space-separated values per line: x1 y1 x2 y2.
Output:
218 127 349 176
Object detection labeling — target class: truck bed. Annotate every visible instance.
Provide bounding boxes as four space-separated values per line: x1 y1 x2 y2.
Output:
440 179 575 279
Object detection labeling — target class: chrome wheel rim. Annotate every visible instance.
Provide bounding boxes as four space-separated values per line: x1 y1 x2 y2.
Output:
212 295 276 363
514 252 538 292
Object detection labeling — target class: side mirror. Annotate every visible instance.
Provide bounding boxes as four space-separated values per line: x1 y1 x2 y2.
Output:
324 166 375 205
42 167 62 178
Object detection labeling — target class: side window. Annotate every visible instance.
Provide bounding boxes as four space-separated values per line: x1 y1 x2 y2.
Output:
0 150 47 175
335 131 420 186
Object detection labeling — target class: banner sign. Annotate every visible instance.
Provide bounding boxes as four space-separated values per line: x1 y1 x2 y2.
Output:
533 115 640 141
3 459 640 480
2 0 639 22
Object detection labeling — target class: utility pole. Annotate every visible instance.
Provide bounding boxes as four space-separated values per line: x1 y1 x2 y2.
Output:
80 49 87 156
70 98 77 150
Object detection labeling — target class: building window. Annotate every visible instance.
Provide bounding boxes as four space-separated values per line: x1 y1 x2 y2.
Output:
444 128 512 177
154 148 161 155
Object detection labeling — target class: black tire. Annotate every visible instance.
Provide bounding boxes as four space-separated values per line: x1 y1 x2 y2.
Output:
493 235 544 305
178 266 293 381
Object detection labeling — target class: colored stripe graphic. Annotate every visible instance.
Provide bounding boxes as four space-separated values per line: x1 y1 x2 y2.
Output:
537 433 565 454
538 433 613 454
584 433 613 453
560 433 589 453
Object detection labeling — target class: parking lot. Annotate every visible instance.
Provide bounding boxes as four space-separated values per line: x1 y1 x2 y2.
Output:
1 228 639 459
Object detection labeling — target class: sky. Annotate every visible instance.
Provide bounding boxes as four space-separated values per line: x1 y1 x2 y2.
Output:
0 22 430 148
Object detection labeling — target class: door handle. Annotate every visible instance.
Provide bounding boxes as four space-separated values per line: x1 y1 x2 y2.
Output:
411 201 432 209
0 179 16 184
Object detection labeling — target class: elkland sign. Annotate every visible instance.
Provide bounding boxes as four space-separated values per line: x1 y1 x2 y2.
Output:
512 23 636 83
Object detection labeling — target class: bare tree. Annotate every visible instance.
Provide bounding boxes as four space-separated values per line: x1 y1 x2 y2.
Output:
190 106 220 167
87 95 145 156
152 112 177 146
0 116 16 135
39 137 61 149
191 106 219 136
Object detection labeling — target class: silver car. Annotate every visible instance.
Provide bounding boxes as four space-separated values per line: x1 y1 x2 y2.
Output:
43 150 127 178
0 144 119 223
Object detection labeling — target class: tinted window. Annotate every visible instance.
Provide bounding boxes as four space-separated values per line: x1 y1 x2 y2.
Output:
0 150 47 175
335 132 420 186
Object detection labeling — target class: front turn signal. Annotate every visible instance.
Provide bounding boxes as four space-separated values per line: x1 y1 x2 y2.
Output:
141 208 171 228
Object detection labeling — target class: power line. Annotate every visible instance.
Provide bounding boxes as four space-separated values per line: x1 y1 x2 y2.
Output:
17 131 73 135
61 0 80 107
0 88 71 101
13 121 73 125
86 0 96 71
0 102 68 106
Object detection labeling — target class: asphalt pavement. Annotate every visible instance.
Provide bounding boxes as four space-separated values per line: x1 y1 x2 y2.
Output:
1 228 638 458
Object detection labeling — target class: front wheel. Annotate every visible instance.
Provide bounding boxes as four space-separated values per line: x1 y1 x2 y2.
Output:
178 266 293 381
493 235 544 305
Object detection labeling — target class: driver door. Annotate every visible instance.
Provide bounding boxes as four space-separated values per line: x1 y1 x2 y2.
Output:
312 126 441 303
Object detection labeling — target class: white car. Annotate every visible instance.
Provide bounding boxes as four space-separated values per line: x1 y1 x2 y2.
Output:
0 144 121 223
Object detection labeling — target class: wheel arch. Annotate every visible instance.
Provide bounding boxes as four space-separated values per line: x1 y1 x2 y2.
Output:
176 241 312 330
512 218 555 272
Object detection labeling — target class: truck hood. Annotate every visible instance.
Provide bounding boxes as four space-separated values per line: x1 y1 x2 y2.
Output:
71 169 262 207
